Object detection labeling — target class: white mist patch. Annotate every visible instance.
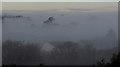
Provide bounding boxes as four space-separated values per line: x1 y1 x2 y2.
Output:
41 42 55 52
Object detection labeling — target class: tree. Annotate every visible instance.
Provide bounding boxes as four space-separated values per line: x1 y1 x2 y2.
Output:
97 52 120 67
45 41 79 65
105 29 117 39
43 17 55 24
2 40 43 65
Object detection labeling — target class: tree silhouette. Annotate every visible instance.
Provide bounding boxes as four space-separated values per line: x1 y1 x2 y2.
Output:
2 40 118 65
43 17 55 24
97 52 120 67
2 15 31 23
45 41 80 65
2 40 43 65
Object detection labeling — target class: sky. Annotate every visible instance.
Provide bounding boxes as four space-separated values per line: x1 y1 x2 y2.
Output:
2 2 118 13
2 0 120 2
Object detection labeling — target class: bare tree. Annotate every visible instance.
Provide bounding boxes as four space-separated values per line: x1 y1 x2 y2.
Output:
46 41 80 65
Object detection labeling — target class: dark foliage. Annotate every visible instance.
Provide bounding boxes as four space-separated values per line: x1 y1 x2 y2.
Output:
97 52 120 67
2 40 43 65
43 17 55 24
2 40 118 65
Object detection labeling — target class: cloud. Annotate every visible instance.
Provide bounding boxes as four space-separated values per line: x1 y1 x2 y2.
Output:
67 8 93 11
54 8 94 13
56 6 117 13
66 8 94 12
3 0 119 2
13 6 117 14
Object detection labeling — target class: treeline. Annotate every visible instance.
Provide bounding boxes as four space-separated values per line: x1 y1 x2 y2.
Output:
2 40 118 65
1 15 31 23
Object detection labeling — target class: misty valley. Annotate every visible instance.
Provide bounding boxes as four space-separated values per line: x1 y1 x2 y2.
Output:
2 10 118 65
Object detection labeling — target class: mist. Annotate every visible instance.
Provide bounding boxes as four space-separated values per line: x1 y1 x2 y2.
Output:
2 8 118 65
2 11 118 48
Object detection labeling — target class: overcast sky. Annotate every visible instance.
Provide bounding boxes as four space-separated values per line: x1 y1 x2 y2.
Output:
2 0 119 2
3 2 118 13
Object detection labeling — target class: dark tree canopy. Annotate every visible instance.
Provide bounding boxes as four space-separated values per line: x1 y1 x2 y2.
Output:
43 17 55 24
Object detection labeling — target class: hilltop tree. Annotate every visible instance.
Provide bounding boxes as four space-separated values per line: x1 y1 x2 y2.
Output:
43 17 55 24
